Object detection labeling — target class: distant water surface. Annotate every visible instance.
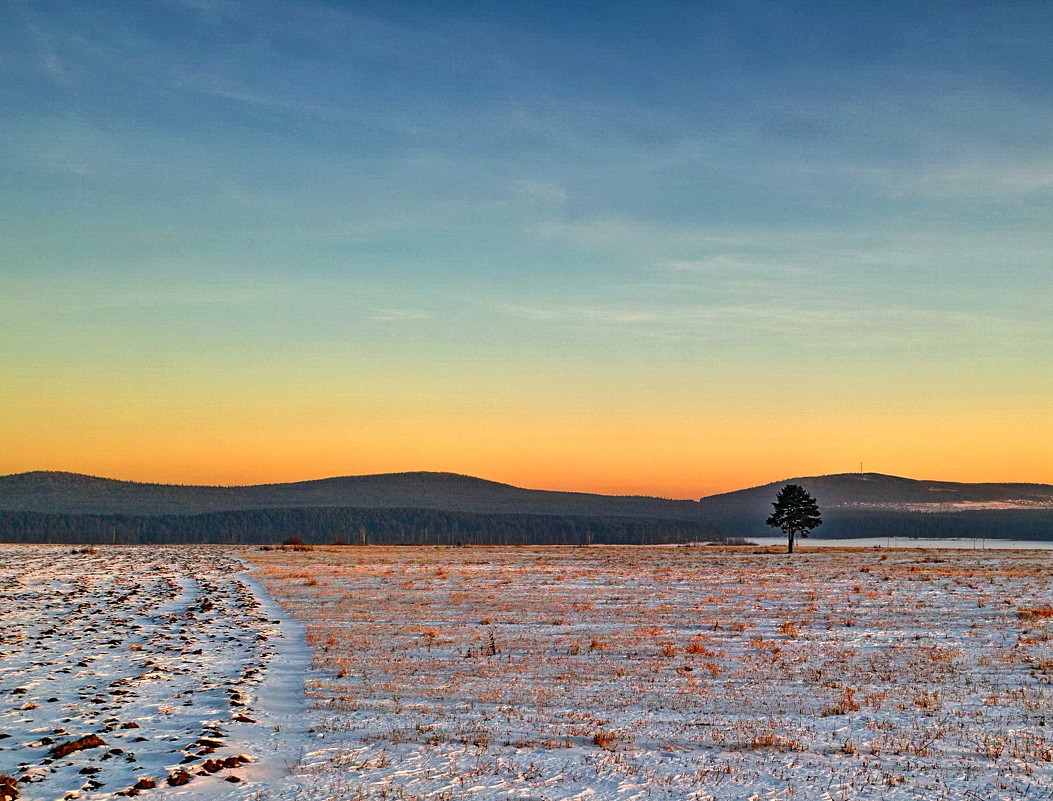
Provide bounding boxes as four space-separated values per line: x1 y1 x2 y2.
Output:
747 536 1053 550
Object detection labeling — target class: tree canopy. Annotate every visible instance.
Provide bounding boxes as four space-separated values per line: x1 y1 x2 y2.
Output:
765 484 822 553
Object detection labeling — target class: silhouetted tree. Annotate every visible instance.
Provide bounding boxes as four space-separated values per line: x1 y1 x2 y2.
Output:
766 484 822 554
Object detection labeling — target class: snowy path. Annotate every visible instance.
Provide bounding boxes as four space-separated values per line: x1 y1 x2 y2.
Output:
0 546 309 800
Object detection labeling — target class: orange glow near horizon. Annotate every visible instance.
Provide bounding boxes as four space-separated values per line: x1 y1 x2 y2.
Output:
4 338 1051 498
5 402 1052 498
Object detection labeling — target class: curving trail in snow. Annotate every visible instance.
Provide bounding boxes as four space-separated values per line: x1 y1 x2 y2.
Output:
0 545 310 800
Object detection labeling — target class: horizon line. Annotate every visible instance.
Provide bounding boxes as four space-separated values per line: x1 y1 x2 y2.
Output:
4 468 1051 501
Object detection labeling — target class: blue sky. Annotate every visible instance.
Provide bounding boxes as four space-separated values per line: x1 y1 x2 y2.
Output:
3 1 1052 493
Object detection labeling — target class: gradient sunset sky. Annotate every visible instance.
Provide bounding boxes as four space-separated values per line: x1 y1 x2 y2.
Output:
3 1 1052 497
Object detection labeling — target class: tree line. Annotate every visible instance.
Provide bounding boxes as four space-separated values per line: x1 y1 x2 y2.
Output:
0 506 729 546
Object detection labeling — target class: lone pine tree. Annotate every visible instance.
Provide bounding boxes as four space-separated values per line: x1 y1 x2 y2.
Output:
766 483 822 554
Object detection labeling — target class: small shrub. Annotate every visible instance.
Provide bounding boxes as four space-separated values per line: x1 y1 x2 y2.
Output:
686 637 717 657
980 733 1006 759
743 729 804 751
1018 606 1053 621
913 690 941 710
823 687 861 716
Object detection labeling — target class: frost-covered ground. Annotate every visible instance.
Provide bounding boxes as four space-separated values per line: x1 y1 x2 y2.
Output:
250 545 1053 801
749 537 1053 549
3 545 1052 800
0 545 310 800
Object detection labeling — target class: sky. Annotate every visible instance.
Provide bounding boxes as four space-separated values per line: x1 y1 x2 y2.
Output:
2 0 1052 498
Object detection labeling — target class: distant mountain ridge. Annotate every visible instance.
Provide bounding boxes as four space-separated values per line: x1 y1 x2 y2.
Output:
4 469 1053 517
698 472 1053 512
2 470 1052 543
0 470 703 518
695 473 1053 540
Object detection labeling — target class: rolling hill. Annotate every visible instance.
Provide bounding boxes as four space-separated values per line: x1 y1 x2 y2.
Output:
1 470 1051 543
696 473 1053 540
0 470 703 518
698 472 1053 515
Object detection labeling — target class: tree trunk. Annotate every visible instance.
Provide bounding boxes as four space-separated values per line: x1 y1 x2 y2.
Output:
787 530 794 554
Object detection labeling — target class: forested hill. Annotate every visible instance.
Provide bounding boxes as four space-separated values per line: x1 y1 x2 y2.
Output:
3 470 1052 544
0 471 704 519
699 472 1053 512
696 473 1053 539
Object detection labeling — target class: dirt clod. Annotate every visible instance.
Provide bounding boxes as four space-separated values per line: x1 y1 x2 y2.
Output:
166 770 193 786
0 775 19 801
49 735 107 760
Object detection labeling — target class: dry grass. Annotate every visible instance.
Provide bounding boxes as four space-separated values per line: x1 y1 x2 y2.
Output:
246 545 1053 800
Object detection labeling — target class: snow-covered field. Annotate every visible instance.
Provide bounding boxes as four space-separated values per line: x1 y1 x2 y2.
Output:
0 546 309 800
250 545 1053 800
748 537 1053 550
3 544 1053 800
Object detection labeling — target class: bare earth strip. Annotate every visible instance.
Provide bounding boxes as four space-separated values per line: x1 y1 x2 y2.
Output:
247 545 1053 801
0 545 307 800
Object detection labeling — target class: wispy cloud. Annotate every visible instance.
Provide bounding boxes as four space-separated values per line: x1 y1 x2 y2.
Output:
12 5 70 86
368 308 433 322
906 160 1053 199
509 179 567 207
663 255 803 279
464 293 1053 352
162 0 241 26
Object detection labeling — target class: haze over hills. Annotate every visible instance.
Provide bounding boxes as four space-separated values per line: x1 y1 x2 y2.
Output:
1 470 1052 543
